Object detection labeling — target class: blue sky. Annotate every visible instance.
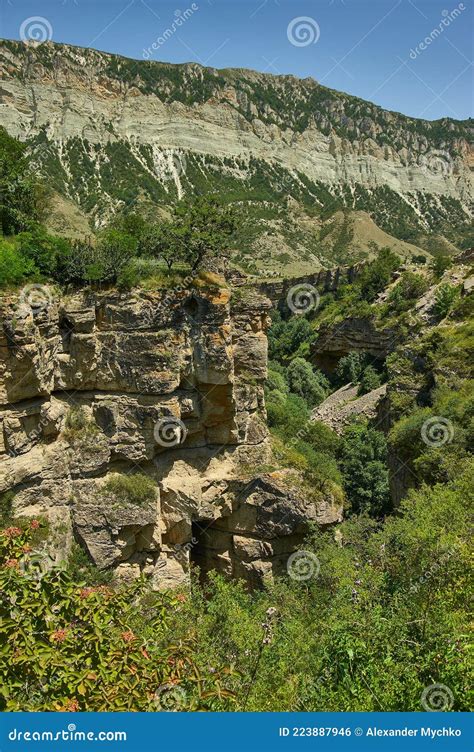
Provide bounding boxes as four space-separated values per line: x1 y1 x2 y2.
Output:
1 0 472 120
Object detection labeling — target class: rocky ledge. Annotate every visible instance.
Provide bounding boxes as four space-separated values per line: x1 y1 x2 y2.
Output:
0 280 342 588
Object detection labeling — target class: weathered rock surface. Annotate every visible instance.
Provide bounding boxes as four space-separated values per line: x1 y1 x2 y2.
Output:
256 264 362 306
0 282 342 587
312 383 387 434
311 318 397 372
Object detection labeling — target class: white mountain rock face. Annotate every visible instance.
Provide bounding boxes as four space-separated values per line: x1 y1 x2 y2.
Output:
1 73 472 201
0 40 472 273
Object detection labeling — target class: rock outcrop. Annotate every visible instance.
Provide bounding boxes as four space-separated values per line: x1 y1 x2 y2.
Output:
312 317 397 372
312 383 387 435
256 264 362 307
0 281 342 587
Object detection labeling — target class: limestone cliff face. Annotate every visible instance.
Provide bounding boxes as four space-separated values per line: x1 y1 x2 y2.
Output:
0 282 342 587
256 263 362 307
311 317 397 372
0 40 472 235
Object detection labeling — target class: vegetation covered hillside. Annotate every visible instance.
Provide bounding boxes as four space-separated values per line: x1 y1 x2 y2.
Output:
1 40 472 274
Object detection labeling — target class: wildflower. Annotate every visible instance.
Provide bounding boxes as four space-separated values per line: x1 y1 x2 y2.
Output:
30 520 40 530
62 698 79 712
3 527 22 539
176 593 187 603
4 559 19 568
22 545 32 553
79 585 112 599
121 630 136 643
50 629 68 643
261 620 274 646
79 587 94 599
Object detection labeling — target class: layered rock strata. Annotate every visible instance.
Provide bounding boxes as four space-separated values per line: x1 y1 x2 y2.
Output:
0 282 342 587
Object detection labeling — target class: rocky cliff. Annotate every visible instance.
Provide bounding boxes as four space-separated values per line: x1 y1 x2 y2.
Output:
0 40 472 267
0 280 342 588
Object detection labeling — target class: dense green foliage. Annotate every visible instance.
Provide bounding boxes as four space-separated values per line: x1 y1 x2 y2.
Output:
0 525 233 711
286 357 329 407
165 464 472 710
384 271 429 315
0 127 46 235
338 423 390 516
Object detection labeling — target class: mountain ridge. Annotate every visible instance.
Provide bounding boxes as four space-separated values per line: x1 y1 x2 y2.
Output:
0 39 472 272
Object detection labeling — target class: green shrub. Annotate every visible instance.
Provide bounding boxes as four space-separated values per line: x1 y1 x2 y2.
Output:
358 365 382 395
66 543 115 587
0 526 232 711
63 406 99 443
0 492 15 526
58 231 136 285
0 126 44 235
268 311 314 362
102 473 157 506
16 226 71 277
339 421 390 516
386 271 429 314
0 240 34 286
266 391 310 434
267 363 289 394
335 351 364 385
287 357 329 407
432 283 460 319
431 253 452 279
356 247 400 302
116 256 164 288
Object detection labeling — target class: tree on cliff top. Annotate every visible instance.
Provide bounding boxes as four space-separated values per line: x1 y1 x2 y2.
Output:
136 196 235 272
174 195 236 271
